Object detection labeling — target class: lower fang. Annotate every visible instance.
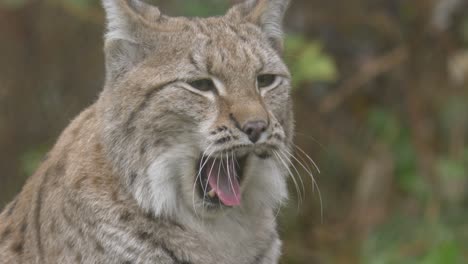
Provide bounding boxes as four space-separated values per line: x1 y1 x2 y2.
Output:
208 190 216 198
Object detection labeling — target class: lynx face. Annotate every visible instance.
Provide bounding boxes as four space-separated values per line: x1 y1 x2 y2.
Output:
99 0 293 218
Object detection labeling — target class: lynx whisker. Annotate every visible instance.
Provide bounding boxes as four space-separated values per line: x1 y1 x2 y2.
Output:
273 150 302 208
281 148 316 192
229 151 239 202
277 150 305 198
217 156 222 208
201 155 217 214
279 148 323 223
192 143 215 216
293 144 321 173
269 159 284 226
294 132 327 152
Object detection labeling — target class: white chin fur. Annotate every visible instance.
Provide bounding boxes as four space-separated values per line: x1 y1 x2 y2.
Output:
242 156 288 211
135 145 196 218
136 144 287 221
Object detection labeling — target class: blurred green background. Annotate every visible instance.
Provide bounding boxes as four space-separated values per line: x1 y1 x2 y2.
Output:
1 0 467 263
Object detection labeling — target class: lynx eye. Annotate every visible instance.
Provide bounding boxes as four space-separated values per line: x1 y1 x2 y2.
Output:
188 79 216 92
257 74 277 89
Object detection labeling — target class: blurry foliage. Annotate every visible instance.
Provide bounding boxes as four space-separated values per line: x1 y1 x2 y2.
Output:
365 102 467 263
437 157 466 181
285 35 338 86
363 217 464 264
367 109 430 199
394 137 429 200
19 145 49 176
0 0 29 9
439 97 467 131
177 0 229 17
66 0 97 9
368 109 401 144
460 17 468 44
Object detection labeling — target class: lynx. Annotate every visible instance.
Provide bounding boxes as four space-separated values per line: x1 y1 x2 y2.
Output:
0 0 294 263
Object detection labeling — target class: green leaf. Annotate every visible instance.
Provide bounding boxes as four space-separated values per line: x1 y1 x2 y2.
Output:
285 35 338 86
298 45 337 82
284 35 307 54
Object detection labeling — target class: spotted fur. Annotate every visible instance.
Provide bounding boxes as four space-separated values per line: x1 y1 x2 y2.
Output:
0 0 293 263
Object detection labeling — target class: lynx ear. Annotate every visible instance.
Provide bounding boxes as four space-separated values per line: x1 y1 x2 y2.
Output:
227 0 290 51
102 0 162 82
103 0 162 42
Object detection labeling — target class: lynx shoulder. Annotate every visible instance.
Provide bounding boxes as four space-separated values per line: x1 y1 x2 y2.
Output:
0 0 293 263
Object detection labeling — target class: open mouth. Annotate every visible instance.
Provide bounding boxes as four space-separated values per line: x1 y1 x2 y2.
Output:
196 154 247 207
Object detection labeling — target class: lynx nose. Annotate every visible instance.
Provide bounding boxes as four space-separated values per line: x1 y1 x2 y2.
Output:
242 120 267 143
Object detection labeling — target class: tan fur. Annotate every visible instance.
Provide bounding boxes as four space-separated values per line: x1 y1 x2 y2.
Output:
0 0 293 263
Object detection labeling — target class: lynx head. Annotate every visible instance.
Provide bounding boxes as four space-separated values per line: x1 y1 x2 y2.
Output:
98 0 293 219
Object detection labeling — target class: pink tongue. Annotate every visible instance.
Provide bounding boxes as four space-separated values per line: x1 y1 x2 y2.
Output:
207 158 241 206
